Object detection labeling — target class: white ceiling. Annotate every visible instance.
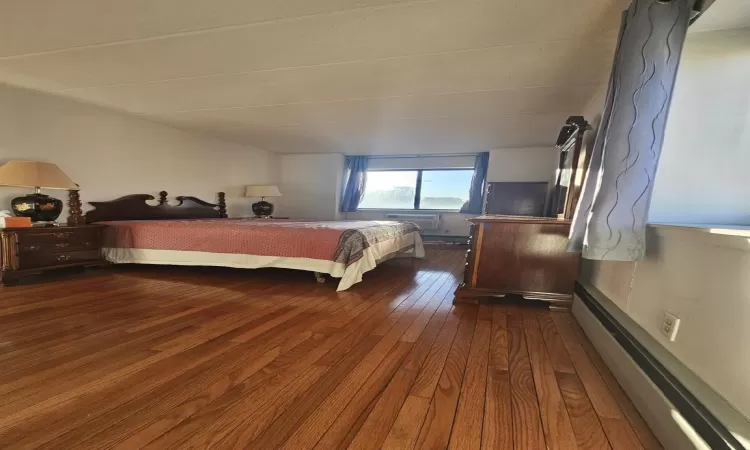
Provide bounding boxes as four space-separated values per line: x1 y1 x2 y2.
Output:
0 0 628 154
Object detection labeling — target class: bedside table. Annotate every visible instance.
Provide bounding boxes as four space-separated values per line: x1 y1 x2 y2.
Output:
0 224 108 286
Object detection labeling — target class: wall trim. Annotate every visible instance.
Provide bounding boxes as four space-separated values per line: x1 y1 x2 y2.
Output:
574 282 745 450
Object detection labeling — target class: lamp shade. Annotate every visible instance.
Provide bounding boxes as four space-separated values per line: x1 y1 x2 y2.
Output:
244 185 282 197
0 161 78 190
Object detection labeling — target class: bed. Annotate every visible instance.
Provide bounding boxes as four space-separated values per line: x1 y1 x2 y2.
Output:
78 191 425 291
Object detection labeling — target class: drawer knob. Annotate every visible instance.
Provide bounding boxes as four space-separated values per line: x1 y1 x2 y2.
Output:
53 232 72 239
57 255 71 262
25 245 41 252
55 243 70 249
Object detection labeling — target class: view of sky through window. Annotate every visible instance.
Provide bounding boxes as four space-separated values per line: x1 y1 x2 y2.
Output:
358 169 473 210
420 170 473 210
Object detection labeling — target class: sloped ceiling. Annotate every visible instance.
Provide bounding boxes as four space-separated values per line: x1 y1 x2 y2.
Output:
0 0 628 154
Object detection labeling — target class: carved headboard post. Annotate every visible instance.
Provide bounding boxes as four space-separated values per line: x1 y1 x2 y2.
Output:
218 192 227 218
158 191 168 205
67 189 85 226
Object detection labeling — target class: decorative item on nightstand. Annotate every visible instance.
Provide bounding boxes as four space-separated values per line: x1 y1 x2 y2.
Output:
0 161 78 225
244 185 282 218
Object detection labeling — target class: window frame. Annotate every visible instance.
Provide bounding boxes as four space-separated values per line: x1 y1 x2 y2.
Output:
358 167 474 212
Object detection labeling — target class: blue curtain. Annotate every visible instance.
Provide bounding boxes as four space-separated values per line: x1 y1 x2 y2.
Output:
461 152 489 214
340 156 369 212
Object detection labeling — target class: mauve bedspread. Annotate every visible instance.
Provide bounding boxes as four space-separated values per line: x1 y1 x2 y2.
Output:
100 219 424 290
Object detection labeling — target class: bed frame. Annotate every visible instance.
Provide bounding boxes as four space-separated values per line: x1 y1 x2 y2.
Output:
65 190 328 284
66 190 227 225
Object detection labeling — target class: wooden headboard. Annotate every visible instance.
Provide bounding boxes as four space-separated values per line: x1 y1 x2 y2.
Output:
67 190 227 224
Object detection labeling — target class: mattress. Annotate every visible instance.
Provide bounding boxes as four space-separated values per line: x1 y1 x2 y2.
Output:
100 218 425 291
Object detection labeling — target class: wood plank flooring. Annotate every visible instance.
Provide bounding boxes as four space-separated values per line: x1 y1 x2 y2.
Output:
0 247 660 449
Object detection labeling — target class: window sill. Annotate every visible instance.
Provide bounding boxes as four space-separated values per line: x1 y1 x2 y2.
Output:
648 223 750 251
649 222 750 238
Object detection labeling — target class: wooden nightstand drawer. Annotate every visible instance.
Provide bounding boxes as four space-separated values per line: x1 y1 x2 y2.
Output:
1 224 108 285
16 228 102 254
17 250 102 270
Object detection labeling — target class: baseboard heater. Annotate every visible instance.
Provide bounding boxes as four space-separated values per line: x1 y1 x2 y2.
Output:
421 235 468 244
575 283 745 450
385 213 441 232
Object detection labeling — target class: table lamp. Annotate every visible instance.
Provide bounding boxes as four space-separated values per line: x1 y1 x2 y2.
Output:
0 161 78 224
244 185 282 218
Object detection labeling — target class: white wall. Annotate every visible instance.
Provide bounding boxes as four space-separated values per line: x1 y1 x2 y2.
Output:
487 147 558 182
0 83 277 219
649 28 750 225
581 226 750 421
276 153 345 220
578 26 750 424
346 210 475 237
368 155 475 170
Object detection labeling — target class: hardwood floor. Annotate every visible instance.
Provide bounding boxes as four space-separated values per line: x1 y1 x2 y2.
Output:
0 247 661 449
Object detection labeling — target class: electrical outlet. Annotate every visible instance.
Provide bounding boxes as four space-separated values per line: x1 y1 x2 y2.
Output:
660 311 681 342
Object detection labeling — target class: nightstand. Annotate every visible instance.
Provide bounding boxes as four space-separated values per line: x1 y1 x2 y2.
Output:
0 224 108 286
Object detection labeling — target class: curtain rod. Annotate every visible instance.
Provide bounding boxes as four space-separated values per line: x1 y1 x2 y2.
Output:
353 153 479 160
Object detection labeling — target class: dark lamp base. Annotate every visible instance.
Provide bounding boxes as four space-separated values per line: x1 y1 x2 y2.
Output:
252 200 275 217
11 193 63 222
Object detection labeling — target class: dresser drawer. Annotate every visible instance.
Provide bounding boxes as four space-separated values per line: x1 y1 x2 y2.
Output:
16 250 102 270
16 229 102 254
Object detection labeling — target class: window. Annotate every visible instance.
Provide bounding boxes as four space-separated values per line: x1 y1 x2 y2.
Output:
358 169 474 210
420 169 474 210
359 170 419 209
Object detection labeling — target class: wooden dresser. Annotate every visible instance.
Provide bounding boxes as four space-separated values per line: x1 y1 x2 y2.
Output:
0 225 107 285
454 116 591 310
455 215 581 310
